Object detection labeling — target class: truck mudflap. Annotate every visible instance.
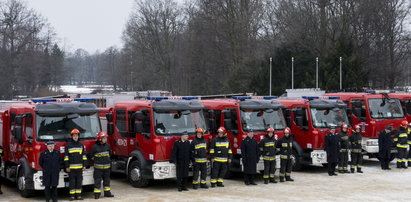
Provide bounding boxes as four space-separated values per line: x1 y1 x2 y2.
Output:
362 138 379 153
33 168 95 190
310 150 327 165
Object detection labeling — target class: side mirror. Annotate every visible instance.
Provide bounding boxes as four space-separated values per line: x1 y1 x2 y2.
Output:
134 121 144 133
14 126 23 143
107 122 114 135
106 113 113 122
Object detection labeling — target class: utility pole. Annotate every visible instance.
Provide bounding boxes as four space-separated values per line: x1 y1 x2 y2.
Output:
339 57 342 90
316 57 319 89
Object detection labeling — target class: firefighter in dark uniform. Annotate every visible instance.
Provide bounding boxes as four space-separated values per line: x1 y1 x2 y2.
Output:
338 123 350 173
64 129 87 201
39 141 60 202
325 127 340 176
210 127 232 187
379 125 393 170
394 121 409 169
276 127 294 182
0 145 4 195
407 123 411 167
259 127 277 184
191 128 208 189
171 133 191 192
89 132 114 199
349 125 363 173
241 130 259 185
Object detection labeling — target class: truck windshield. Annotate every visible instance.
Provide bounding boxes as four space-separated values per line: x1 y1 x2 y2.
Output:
311 108 349 128
36 113 101 141
241 109 286 132
368 98 404 119
154 110 207 135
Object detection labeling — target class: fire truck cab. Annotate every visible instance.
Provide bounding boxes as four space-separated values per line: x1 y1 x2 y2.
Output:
388 93 411 123
277 97 350 169
0 99 100 197
325 91 406 159
105 97 210 188
200 97 286 174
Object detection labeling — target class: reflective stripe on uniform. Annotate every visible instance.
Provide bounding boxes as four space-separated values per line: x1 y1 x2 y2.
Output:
0 148 3 154
209 149 215 154
200 180 206 184
279 173 285 177
70 190 75 194
94 151 110 157
397 144 408 148
228 149 232 154
393 138 398 142
94 189 101 193
408 141 411 145
83 155 87 160
217 178 224 183
281 143 288 147
285 173 291 176
68 147 83 154
265 142 275 147
216 143 229 148
69 164 83 169
195 143 206 149
64 156 69 161
263 156 276 161
214 157 228 162
280 155 290 159
104 187 110 191
75 190 82 194
210 179 217 183
195 158 207 163
399 133 408 137
95 164 111 169
352 149 362 153
193 181 199 184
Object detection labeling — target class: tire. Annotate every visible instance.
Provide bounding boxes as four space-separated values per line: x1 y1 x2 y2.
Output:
17 167 33 198
291 149 302 171
127 160 149 188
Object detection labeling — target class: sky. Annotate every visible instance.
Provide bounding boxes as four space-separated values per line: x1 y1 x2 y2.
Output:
26 0 135 53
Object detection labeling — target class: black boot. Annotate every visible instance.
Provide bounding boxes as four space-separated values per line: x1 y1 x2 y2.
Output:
264 179 269 184
397 161 401 168
0 187 2 195
408 161 411 167
357 168 363 173
211 183 216 188
193 184 198 189
76 195 84 200
95 193 100 199
200 183 209 189
280 177 285 182
285 176 294 181
350 168 355 173
402 162 408 169
217 182 224 187
104 191 114 197
269 177 277 183
69 196 75 201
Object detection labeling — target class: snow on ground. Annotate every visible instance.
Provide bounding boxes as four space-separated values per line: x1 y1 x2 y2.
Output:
1 160 411 202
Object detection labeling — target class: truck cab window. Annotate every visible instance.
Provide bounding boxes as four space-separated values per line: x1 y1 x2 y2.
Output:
116 109 128 137
25 113 33 139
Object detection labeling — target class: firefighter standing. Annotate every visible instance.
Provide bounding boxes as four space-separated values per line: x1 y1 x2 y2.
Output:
39 141 60 202
191 128 208 189
378 125 394 170
338 124 350 173
241 130 259 185
259 127 277 184
89 132 114 199
408 123 411 167
325 127 340 176
394 121 409 169
349 125 363 173
171 133 191 192
0 145 4 195
276 127 294 182
64 129 87 201
210 127 232 187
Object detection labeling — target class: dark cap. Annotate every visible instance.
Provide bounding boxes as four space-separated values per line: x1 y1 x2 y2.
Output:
45 141 56 146
385 125 393 130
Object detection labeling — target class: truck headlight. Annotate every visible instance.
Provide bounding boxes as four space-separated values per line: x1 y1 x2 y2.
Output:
366 139 378 146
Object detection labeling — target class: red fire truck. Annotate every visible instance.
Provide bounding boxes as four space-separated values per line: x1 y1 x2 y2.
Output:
388 92 411 123
104 96 210 187
277 97 350 169
200 97 286 174
325 91 407 159
0 98 100 197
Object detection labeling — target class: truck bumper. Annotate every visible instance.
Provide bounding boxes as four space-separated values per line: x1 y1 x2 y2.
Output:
310 150 327 165
33 168 95 190
362 138 379 153
152 162 177 180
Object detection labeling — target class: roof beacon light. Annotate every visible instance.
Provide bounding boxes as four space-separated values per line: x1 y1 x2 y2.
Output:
301 96 320 100
31 98 94 103
232 96 277 100
146 96 199 101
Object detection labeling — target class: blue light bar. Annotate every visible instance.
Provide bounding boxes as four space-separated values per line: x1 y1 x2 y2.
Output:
327 96 340 99
31 98 94 103
302 96 320 100
146 97 169 100
389 90 396 93
181 96 199 100
232 96 252 100
364 90 376 94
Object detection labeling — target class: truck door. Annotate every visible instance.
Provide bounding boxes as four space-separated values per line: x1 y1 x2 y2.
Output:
113 109 129 157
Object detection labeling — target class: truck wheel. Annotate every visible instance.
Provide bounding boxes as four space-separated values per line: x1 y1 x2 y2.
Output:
291 149 302 171
128 160 149 188
17 168 33 198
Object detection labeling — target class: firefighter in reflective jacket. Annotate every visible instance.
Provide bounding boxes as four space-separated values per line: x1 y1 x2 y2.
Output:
210 127 232 187
338 123 350 173
407 123 411 167
349 125 363 173
191 128 208 189
64 129 87 201
0 145 3 194
259 127 277 184
276 127 294 182
90 132 114 199
394 121 409 169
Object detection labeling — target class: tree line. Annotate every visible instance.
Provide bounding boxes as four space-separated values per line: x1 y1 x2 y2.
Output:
0 0 410 99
